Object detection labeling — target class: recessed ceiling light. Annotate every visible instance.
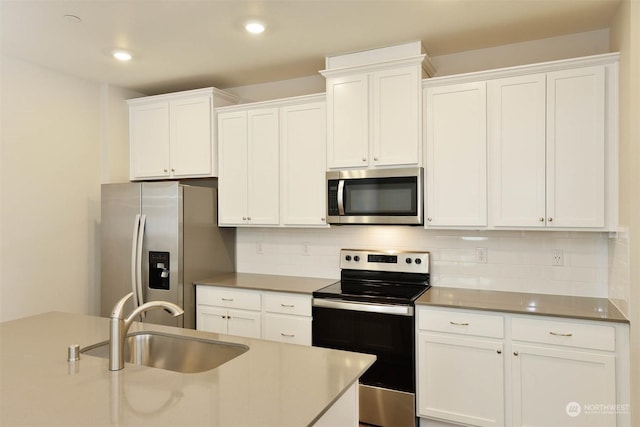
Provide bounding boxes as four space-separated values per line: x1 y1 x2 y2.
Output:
112 50 132 61
245 21 265 34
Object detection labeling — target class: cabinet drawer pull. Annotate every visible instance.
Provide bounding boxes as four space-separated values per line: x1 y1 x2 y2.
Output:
449 321 469 326
221 297 234 302
549 331 573 337
281 333 295 338
281 303 295 308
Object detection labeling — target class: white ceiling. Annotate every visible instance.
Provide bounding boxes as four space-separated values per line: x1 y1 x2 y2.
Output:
0 0 622 95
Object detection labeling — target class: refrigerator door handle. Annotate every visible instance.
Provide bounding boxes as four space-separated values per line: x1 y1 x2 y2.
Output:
136 214 147 317
130 214 141 307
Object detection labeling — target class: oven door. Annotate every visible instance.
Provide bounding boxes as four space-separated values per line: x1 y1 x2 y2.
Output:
312 304 415 393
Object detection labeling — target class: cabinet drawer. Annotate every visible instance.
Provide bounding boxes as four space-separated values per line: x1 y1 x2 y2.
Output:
264 292 311 316
511 317 615 351
418 308 504 338
263 314 312 345
196 286 261 311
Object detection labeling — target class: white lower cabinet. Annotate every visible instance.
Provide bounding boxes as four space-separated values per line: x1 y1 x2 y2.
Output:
417 308 504 427
417 306 628 427
196 285 312 345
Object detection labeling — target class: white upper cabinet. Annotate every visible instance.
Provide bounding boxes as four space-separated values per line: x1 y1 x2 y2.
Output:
217 94 327 228
322 41 431 170
425 81 487 227
218 108 280 226
488 74 547 227
280 99 327 226
425 53 618 231
546 66 606 228
128 88 239 181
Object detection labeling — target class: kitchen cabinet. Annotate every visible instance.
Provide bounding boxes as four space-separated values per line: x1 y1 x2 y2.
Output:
488 66 606 228
128 87 239 180
416 305 629 427
424 81 487 227
218 108 280 226
280 97 327 226
217 94 327 227
196 286 262 339
321 42 430 169
263 292 312 345
417 307 504 426
424 53 618 231
511 316 616 427
196 285 313 346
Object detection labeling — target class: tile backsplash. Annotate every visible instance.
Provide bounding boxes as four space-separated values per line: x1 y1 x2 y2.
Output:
236 227 610 297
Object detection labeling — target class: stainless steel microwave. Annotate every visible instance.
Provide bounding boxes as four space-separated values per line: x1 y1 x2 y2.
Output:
326 167 423 225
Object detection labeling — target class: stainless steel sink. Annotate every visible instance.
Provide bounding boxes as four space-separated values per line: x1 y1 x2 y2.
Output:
81 331 249 373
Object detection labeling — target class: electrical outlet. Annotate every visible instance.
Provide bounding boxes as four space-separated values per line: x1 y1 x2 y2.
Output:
256 242 263 255
476 247 488 264
302 242 310 256
552 249 564 266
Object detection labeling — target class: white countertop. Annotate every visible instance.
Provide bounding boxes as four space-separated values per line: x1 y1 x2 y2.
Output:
0 312 374 426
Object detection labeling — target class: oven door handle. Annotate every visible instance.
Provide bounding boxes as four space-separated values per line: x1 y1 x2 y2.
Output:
312 298 414 316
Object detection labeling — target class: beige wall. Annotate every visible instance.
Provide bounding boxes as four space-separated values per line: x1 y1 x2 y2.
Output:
610 0 640 421
0 56 102 320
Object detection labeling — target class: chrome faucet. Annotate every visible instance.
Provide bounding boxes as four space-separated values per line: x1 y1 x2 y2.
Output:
109 292 184 371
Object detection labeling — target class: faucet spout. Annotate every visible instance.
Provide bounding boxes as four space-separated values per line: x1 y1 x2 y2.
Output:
109 293 184 371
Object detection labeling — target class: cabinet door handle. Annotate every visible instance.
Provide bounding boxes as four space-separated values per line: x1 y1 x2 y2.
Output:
362 157 367 162
281 333 295 338
548 217 553 222
221 297 234 302
539 217 544 222
171 168 175 173
513 351 519 356
497 349 502 354
281 304 295 308
427 217 432 222
373 157 379 161
449 321 469 326
163 169 168 173
549 331 573 337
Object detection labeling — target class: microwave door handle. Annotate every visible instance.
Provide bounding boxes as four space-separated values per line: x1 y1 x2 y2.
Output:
337 180 345 215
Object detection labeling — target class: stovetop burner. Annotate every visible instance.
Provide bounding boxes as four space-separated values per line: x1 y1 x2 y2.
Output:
312 249 431 306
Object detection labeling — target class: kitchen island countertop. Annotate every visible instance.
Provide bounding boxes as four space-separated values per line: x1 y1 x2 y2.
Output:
417 286 628 323
0 312 374 426
195 272 337 294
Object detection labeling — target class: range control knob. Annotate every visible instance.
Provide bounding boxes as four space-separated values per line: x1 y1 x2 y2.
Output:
405 257 412 264
345 255 352 261
415 258 422 265
353 255 360 262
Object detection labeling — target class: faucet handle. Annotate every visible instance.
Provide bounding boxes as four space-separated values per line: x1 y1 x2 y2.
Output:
111 292 134 319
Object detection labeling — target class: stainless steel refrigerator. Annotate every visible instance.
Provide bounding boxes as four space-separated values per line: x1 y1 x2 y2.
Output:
100 181 235 328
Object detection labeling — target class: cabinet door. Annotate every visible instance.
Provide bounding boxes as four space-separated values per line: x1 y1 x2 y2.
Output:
417 333 504 427
218 111 249 225
371 65 421 167
170 95 213 177
488 74 547 227
280 101 327 226
196 305 228 334
546 66 605 228
512 343 616 427
425 82 487 227
247 108 280 225
227 308 262 339
129 102 171 179
326 74 369 168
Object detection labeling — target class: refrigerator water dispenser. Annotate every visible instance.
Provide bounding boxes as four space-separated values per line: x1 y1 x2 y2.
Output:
149 251 170 290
